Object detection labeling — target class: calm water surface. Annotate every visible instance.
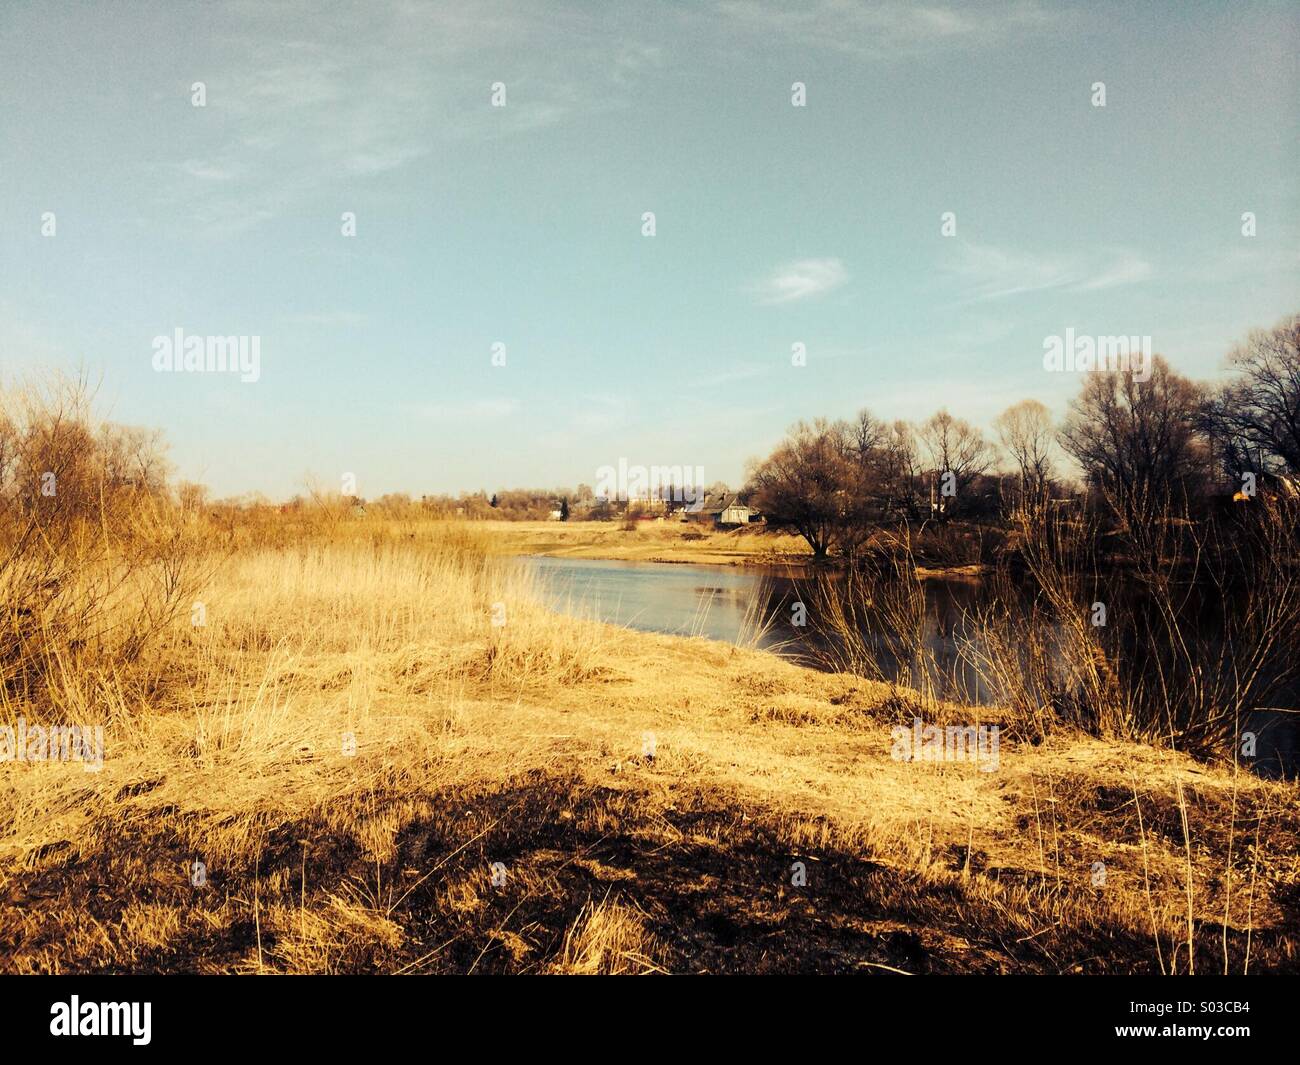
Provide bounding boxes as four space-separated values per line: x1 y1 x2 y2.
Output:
528 555 984 666
526 555 1297 777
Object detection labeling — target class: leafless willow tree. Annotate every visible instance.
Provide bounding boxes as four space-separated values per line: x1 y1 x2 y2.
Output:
1058 356 1207 529
746 418 863 559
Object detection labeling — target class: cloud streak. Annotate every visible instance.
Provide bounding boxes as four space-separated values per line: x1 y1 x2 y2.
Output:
153 1 670 238
753 258 849 304
714 0 1061 58
945 242 1154 302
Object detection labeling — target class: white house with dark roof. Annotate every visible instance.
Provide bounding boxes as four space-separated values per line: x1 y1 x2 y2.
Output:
685 493 754 526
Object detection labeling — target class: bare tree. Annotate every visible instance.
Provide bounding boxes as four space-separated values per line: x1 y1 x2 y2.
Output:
993 399 1055 503
746 419 862 559
1202 313 1300 477
98 424 171 493
1059 355 1207 528
849 408 887 462
847 408 893 519
878 420 922 520
917 409 994 518
176 480 210 511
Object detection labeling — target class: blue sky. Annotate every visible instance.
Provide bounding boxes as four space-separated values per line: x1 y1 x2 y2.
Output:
1 0 1296 499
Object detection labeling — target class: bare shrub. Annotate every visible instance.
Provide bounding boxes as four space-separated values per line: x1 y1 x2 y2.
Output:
0 376 211 712
963 498 1300 753
802 527 941 707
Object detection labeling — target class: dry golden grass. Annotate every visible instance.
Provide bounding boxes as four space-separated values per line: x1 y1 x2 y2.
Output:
472 518 813 566
1 519 1297 973
549 896 664 975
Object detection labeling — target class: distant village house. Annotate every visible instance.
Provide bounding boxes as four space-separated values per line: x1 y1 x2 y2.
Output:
685 493 758 527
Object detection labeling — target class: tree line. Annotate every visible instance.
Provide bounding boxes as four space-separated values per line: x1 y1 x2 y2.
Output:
745 314 1299 559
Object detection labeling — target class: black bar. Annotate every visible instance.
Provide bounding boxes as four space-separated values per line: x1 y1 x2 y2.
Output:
1 975 1292 1052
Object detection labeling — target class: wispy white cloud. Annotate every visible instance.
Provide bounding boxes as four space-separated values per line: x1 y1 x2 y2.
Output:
153 3 1061 241
714 0 1061 58
1073 251 1154 291
692 364 769 388
152 2 670 237
945 243 1074 300
945 242 1154 302
184 200 276 240
753 258 849 304
179 159 239 182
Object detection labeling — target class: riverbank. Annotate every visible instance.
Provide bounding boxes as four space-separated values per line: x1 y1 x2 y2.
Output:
475 518 988 578
3 527 1296 973
476 518 814 566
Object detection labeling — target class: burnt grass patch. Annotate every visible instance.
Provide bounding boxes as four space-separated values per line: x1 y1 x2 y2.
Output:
4 768 1297 974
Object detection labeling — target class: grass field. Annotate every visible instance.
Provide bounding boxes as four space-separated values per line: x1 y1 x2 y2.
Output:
3 520 1297 973
473 517 990 579
472 517 814 566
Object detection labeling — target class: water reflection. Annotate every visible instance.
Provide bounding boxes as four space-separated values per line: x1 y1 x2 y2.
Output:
526 555 1297 778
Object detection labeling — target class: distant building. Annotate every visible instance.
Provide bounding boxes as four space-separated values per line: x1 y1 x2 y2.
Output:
686 493 755 527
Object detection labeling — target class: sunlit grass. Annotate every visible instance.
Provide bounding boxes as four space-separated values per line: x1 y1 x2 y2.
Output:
2 489 1297 972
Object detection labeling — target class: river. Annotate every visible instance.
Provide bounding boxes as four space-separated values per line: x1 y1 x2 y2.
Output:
526 555 1297 778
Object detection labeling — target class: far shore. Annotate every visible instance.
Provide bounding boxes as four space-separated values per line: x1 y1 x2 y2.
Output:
473 518 989 579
